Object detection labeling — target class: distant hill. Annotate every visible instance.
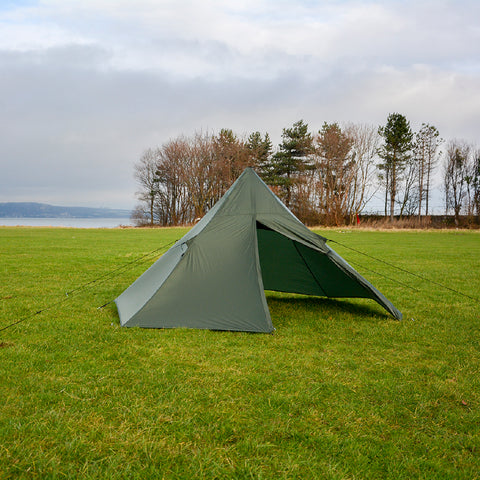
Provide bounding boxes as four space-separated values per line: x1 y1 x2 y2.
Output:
0 202 131 219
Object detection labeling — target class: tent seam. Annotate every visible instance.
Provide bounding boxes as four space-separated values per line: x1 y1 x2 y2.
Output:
292 240 328 297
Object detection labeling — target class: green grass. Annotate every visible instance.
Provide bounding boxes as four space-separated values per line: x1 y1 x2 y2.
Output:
1 227 479 479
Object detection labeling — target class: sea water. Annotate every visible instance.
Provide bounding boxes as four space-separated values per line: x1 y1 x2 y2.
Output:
0 218 133 228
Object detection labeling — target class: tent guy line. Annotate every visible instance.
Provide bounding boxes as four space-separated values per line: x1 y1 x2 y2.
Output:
0 296 72 334
328 239 480 304
66 239 179 296
343 258 419 292
0 239 178 334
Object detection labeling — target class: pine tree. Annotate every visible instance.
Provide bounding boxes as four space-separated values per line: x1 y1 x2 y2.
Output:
378 113 414 221
246 131 273 177
269 120 314 208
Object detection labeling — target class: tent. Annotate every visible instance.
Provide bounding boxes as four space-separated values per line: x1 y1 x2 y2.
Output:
116 168 402 332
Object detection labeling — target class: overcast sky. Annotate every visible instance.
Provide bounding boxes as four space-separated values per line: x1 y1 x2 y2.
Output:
1 0 479 211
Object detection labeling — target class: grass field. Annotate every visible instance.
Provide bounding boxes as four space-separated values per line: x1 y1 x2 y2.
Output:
1 227 479 479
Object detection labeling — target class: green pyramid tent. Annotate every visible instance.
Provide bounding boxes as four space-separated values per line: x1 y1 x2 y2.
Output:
116 168 402 332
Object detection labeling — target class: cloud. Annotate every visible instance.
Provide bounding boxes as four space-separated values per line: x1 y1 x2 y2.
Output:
0 0 479 209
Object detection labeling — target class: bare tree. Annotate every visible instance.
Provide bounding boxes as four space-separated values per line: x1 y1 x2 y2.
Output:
444 140 471 226
397 154 419 217
346 123 380 221
155 138 192 225
465 147 480 217
133 130 260 227
314 122 355 225
182 132 218 219
415 124 442 217
133 148 161 226
472 149 480 217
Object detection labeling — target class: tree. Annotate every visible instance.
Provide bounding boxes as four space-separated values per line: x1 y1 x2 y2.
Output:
314 122 355 225
155 138 191 226
269 120 314 209
414 124 442 217
465 148 480 217
377 113 414 221
133 130 263 227
444 140 471 226
396 152 419 217
472 150 480 217
213 129 253 197
246 131 272 178
346 123 381 221
133 148 161 226
183 132 218 219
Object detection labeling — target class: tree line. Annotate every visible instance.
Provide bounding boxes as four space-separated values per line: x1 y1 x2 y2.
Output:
132 114 480 226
